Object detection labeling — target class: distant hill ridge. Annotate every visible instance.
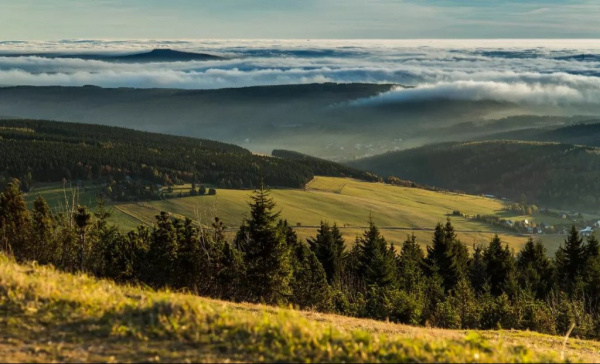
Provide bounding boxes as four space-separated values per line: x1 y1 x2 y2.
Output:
481 121 600 147
113 48 223 62
0 48 223 62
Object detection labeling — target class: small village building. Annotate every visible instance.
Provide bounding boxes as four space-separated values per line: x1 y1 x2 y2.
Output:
580 226 594 237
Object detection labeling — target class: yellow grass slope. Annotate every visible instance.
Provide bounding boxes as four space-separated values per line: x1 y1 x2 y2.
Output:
2 253 599 363
115 177 565 253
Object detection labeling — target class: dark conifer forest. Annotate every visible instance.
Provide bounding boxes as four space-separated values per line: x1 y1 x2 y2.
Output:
0 119 376 196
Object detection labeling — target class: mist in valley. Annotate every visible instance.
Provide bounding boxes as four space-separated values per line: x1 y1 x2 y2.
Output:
0 39 599 160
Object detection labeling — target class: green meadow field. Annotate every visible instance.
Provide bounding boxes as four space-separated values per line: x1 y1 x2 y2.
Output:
25 177 575 254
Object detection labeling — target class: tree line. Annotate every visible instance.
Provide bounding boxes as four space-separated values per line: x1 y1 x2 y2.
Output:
2 178 600 339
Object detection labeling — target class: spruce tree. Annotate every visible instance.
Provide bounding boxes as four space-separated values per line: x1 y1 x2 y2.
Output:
356 217 397 289
424 218 467 292
102 232 139 283
308 221 346 286
290 236 332 311
283 219 331 309
31 195 55 264
341 241 365 299
90 194 120 275
147 212 179 287
175 218 203 291
217 241 245 301
93 194 112 232
212 216 227 243
109 226 150 282
583 234 600 308
425 222 447 277
234 185 292 304
450 277 481 329
73 205 92 271
355 217 398 321
423 268 448 325
516 237 553 299
585 233 600 258
483 235 515 297
583 253 600 309
556 226 585 295
469 244 487 294
397 234 424 294
445 219 469 288
449 238 469 289
0 179 31 260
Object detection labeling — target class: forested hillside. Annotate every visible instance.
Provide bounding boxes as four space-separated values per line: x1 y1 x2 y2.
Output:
272 149 379 182
481 121 600 147
0 119 373 195
350 141 600 212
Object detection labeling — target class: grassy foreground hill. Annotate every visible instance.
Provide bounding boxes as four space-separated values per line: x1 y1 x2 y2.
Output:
2 253 599 363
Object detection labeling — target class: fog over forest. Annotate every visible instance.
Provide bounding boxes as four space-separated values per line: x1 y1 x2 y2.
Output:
0 39 599 159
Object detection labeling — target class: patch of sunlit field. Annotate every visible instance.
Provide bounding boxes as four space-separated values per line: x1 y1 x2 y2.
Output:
26 177 576 254
2 253 597 363
23 183 143 232
24 182 103 212
115 177 562 253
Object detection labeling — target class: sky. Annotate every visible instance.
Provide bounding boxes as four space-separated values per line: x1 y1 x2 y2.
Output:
1 0 599 40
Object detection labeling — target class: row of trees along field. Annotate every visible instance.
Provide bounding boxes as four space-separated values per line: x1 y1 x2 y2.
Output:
2 178 600 339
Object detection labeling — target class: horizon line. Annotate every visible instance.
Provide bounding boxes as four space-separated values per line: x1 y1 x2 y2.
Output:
3 38 600 42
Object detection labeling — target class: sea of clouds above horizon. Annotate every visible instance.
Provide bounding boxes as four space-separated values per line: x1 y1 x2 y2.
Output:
1 39 600 109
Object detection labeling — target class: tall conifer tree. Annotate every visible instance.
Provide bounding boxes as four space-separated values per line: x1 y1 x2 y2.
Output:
0 179 31 259
397 234 424 294
357 217 396 289
516 237 553 299
556 226 585 295
234 184 292 304
469 244 487 294
308 221 346 286
31 195 55 264
583 234 600 308
483 235 515 296
424 218 467 292
147 212 179 287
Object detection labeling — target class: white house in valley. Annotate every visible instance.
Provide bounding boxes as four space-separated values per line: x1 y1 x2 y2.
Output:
579 226 594 237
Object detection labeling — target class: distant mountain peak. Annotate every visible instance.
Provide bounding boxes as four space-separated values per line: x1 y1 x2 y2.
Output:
147 48 181 54
0 48 224 63
115 48 222 62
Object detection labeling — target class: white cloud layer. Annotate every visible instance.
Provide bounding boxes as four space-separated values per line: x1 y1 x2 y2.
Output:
355 80 599 107
0 40 600 108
